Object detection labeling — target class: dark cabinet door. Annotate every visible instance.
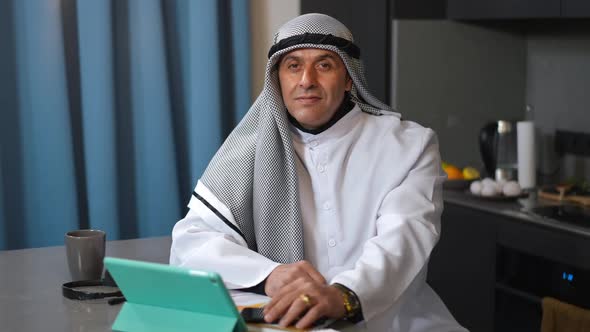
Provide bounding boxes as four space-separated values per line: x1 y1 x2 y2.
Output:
392 0 446 19
427 203 497 332
562 0 590 17
447 0 561 19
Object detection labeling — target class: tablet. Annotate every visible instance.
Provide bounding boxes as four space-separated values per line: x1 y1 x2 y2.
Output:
104 257 247 332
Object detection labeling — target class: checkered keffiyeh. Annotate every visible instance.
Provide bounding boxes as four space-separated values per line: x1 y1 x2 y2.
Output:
199 14 400 264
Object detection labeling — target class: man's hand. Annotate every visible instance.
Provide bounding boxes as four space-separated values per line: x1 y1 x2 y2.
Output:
264 260 326 297
263 278 346 329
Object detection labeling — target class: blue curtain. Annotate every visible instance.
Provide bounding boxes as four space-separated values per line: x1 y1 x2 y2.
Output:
0 0 251 250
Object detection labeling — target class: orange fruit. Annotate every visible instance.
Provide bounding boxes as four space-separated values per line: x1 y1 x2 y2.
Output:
443 165 463 180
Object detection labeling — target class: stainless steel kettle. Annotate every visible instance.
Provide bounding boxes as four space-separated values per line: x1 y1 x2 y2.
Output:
479 120 518 181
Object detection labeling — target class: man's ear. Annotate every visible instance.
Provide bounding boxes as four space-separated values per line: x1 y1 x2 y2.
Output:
345 74 353 92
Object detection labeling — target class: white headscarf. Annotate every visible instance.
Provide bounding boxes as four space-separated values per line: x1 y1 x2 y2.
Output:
198 14 399 264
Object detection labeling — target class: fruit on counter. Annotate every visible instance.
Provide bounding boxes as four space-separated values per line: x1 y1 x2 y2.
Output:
470 178 522 197
443 164 463 180
462 167 480 180
441 162 480 181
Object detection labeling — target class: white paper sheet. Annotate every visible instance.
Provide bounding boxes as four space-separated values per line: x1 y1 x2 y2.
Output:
230 290 271 307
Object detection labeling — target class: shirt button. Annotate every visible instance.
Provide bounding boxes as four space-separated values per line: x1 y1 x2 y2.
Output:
323 202 331 210
318 165 325 172
310 141 319 147
328 239 336 247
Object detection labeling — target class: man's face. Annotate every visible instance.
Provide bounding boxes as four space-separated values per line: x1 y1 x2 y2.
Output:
278 48 352 130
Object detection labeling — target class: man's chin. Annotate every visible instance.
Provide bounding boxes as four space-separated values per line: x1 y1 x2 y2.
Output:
288 109 330 126
294 119 327 130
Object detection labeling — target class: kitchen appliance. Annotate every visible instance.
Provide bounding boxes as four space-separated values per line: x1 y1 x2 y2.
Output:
495 246 590 332
479 120 518 181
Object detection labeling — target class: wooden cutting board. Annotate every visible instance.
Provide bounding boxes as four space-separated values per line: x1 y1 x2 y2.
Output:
538 187 590 206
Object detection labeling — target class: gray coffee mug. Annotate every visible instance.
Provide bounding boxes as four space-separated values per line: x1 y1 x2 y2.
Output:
65 230 106 281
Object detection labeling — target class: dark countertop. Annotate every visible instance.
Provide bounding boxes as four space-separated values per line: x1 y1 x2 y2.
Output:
443 189 590 239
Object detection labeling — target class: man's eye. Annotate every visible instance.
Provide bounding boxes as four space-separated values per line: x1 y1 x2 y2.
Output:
318 62 332 70
287 63 299 70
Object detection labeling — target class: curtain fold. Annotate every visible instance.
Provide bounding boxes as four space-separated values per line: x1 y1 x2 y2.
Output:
76 0 119 238
188 0 223 182
0 152 5 249
127 0 181 237
13 0 80 247
231 0 252 121
0 0 251 250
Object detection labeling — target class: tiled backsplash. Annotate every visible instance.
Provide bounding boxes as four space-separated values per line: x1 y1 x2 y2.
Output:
525 21 590 183
393 20 590 183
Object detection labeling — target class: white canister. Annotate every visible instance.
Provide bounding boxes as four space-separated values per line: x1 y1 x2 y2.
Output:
517 121 536 189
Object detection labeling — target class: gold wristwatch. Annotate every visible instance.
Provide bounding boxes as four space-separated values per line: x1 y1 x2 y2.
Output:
332 283 363 322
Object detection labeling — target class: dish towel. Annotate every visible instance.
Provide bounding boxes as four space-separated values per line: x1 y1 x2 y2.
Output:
541 297 590 332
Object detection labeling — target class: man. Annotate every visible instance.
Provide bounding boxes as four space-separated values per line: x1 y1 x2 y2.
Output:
170 13 467 332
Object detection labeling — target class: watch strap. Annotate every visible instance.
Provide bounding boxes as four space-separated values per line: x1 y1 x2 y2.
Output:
332 283 364 323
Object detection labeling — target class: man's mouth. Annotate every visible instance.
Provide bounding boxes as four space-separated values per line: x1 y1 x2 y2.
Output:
295 96 321 103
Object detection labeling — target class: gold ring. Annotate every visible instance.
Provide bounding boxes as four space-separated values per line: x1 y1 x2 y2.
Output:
300 293 312 307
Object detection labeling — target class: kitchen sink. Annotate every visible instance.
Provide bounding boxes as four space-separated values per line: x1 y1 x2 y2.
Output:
530 205 590 229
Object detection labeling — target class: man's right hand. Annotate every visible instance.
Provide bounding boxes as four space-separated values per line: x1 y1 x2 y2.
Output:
264 261 326 297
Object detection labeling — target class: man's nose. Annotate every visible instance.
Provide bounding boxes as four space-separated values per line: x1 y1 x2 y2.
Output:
298 66 317 89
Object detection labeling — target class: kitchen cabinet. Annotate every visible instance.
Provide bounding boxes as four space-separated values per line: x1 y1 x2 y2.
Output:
429 197 590 332
428 203 496 332
391 0 446 19
447 0 590 19
562 0 590 18
447 0 561 19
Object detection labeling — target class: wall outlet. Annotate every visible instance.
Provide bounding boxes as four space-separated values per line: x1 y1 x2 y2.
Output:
555 130 590 157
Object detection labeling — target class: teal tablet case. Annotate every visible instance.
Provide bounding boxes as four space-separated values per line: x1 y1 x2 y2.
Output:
104 257 247 332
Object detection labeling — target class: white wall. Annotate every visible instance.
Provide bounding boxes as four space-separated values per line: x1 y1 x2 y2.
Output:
250 0 300 101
